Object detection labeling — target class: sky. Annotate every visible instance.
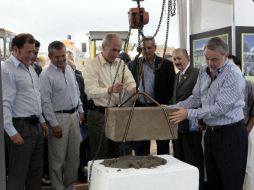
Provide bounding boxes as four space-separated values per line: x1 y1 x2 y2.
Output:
0 0 179 53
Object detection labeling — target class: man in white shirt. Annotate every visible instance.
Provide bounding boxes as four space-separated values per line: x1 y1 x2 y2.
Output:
2 33 48 190
40 41 84 190
84 33 136 159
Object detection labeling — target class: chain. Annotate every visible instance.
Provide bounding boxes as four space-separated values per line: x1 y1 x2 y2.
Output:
119 62 126 105
137 0 141 9
171 0 176 16
154 0 171 70
162 0 171 60
123 26 132 53
107 59 122 106
135 0 176 60
152 0 166 38
136 0 144 54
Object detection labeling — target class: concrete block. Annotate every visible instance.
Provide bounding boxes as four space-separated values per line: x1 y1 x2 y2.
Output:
105 107 178 141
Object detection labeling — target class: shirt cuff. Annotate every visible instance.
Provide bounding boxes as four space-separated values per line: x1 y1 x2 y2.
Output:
39 114 45 124
168 104 178 109
187 109 198 119
49 118 59 128
78 105 84 113
5 124 18 137
127 83 136 93
103 87 110 97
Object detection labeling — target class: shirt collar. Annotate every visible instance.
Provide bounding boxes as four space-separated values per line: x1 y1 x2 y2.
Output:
181 63 190 75
142 54 156 65
219 58 230 73
10 54 23 68
205 58 230 77
98 53 120 66
50 63 66 71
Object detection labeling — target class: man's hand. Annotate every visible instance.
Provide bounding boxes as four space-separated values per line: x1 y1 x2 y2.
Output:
130 87 138 101
247 126 253 135
10 133 24 145
168 107 188 124
52 126 62 138
246 116 254 135
108 83 124 94
198 119 207 131
41 122 48 137
79 112 84 123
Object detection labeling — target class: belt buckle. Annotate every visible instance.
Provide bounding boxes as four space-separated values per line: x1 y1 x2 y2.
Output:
27 115 39 125
210 126 215 131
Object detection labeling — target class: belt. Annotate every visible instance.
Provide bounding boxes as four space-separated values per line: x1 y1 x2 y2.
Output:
207 125 222 131
207 120 242 132
55 107 77 114
13 115 39 125
93 106 106 114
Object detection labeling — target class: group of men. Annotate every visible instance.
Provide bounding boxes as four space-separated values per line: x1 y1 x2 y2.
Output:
84 34 253 190
1 32 253 190
2 34 83 190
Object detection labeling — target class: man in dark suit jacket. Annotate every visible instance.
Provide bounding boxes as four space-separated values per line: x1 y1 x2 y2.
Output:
171 48 204 190
128 36 175 155
31 40 43 76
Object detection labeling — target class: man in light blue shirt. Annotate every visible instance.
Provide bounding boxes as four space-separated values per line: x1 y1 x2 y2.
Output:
2 33 48 190
169 37 248 190
40 41 84 190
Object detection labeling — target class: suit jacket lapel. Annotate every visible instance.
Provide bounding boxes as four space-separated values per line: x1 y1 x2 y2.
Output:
177 66 192 89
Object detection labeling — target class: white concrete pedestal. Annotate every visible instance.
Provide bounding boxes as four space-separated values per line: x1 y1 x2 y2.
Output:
88 155 199 190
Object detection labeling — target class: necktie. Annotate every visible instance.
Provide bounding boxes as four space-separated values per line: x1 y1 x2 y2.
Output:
178 73 183 83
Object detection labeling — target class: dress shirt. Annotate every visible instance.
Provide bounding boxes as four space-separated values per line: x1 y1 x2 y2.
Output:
178 59 245 126
138 58 155 104
83 53 136 107
39 63 83 127
2 54 45 136
181 63 190 75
